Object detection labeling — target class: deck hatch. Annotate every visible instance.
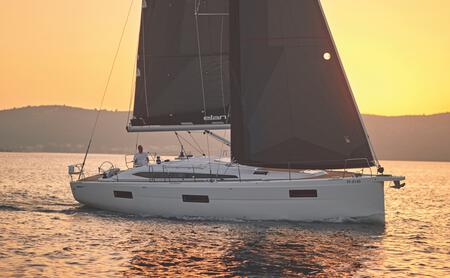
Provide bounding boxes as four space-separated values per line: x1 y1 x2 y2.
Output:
289 189 317 198
114 191 133 199
182 195 209 203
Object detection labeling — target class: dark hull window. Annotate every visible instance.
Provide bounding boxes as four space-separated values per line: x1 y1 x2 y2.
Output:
289 190 318 198
253 170 268 175
114 191 133 199
182 195 209 203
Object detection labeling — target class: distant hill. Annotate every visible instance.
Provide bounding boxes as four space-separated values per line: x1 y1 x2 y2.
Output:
0 106 226 156
363 113 450 162
0 105 449 162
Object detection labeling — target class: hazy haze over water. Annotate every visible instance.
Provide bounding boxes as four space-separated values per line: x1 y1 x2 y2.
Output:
0 153 449 277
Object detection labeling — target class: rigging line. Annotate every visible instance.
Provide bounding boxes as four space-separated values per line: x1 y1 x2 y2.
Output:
218 129 229 156
177 132 205 156
127 1 142 126
205 131 213 176
194 0 212 176
219 15 226 116
226 105 231 121
135 133 140 150
174 132 186 154
194 0 208 117
216 129 228 176
187 131 206 155
141 2 151 118
195 0 201 17
126 61 137 126
78 0 135 179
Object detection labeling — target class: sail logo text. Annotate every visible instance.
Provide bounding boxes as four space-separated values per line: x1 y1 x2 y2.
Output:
203 115 227 121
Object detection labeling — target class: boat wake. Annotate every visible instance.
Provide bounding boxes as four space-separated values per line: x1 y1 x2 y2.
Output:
0 200 385 225
135 212 385 225
0 204 25 212
0 202 80 214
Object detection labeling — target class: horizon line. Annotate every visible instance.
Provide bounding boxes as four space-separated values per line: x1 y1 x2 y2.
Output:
1 104 449 118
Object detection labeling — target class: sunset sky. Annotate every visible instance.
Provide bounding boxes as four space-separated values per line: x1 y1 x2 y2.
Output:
0 0 449 116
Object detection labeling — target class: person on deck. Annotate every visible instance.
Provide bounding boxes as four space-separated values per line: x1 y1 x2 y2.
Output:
134 145 149 167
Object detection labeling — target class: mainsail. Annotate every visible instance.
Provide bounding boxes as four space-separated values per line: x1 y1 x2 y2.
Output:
129 0 230 132
230 0 376 169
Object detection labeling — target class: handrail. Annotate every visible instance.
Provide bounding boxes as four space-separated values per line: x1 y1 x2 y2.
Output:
162 165 166 182
343 158 373 177
68 163 85 181
237 163 241 182
124 154 134 169
288 162 291 181
192 165 196 182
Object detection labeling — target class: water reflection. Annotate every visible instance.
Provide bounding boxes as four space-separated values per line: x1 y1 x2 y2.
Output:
1 153 449 277
122 221 385 277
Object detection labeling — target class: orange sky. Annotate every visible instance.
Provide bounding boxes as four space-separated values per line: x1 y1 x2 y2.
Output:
0 0 449 116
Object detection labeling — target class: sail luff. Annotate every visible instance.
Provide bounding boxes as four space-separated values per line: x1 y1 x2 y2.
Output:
137 2 150 119
229 0 245 161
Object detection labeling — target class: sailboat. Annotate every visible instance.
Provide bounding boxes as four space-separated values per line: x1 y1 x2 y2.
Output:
70 0 405 223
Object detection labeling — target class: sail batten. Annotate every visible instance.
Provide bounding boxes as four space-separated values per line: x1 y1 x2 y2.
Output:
230 0 376 169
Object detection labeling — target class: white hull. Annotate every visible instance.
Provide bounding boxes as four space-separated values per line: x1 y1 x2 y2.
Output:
71 177 388 223
70 157 405 223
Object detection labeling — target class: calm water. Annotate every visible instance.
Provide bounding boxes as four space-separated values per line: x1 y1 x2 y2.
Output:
0 152 448 277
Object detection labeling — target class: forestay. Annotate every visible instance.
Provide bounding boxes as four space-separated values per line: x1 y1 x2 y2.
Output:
229 0 376 169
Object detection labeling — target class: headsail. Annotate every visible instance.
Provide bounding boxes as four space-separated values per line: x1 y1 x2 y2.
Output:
129 0 230 132
230 0 376 169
